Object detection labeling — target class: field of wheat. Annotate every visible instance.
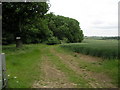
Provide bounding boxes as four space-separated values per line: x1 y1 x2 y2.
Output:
61 39 118 59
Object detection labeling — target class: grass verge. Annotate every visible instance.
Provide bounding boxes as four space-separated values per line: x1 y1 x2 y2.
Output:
2 44 45 88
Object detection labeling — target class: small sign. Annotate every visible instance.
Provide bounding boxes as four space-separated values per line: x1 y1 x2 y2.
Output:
16 37 21 40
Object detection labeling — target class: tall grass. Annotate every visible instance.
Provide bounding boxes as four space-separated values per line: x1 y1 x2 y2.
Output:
61 39 118 59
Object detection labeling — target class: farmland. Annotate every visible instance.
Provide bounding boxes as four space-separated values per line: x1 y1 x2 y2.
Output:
61 39 118 59
2 39 118 88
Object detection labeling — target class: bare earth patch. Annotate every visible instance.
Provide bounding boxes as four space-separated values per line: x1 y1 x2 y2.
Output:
50 48 116 88
32 56 76 88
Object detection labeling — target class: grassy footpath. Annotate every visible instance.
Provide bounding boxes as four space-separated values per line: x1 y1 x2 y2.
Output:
47 46 90 87
36 46 90 88
3 44 90 88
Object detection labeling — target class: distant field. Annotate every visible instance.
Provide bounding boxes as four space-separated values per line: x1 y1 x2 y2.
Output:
61 39 118 59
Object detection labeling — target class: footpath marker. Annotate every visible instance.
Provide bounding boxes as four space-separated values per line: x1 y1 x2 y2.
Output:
0 54 2 89
0 53 7 89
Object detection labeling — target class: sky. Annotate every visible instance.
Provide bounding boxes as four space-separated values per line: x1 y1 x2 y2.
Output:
48 0 119 36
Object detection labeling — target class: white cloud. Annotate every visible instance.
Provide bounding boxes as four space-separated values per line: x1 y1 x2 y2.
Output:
48 0 119 36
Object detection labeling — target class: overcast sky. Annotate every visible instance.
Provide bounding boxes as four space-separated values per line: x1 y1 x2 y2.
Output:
48 0 119 36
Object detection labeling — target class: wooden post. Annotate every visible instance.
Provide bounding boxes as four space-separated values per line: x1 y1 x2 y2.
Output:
1 53 7 88
16 37 22 48
0 54 3 89
0 53 7 89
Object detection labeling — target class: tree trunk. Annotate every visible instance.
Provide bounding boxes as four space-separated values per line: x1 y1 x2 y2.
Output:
16 39 22 48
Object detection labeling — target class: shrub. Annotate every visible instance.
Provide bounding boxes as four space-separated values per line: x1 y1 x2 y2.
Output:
46 37 61 45
60 38 69 43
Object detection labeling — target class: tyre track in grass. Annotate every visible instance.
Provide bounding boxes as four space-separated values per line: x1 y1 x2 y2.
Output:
50 46 116 88
32 47 77 88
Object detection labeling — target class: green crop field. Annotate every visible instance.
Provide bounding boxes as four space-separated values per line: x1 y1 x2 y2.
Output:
61 39 118 59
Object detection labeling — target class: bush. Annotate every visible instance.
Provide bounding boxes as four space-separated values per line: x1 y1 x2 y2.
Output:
46 37 61 45
60 38 69 43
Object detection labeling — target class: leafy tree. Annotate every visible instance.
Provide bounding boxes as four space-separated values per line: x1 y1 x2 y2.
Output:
2 4 84 46
2 2 49 47
46 13 84 43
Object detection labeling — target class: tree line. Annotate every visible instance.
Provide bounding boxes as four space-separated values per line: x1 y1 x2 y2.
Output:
2 2 84 47
101 37 119 40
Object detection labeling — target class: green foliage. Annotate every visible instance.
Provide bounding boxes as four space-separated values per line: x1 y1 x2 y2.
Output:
2 33 15 45
22 18 53 44
60 38 69 43
2 3 84 45
46 13 84 43
61 39 118 59
2 2 49 45
46 36 61 45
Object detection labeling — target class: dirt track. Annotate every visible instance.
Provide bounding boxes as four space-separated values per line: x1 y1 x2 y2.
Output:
32 46 117 88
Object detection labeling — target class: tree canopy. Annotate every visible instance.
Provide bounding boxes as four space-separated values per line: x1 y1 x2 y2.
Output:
2 2 84 46
46 13 84 43
2 2 49 46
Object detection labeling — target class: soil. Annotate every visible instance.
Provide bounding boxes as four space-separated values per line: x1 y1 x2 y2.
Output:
32 56 76 88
